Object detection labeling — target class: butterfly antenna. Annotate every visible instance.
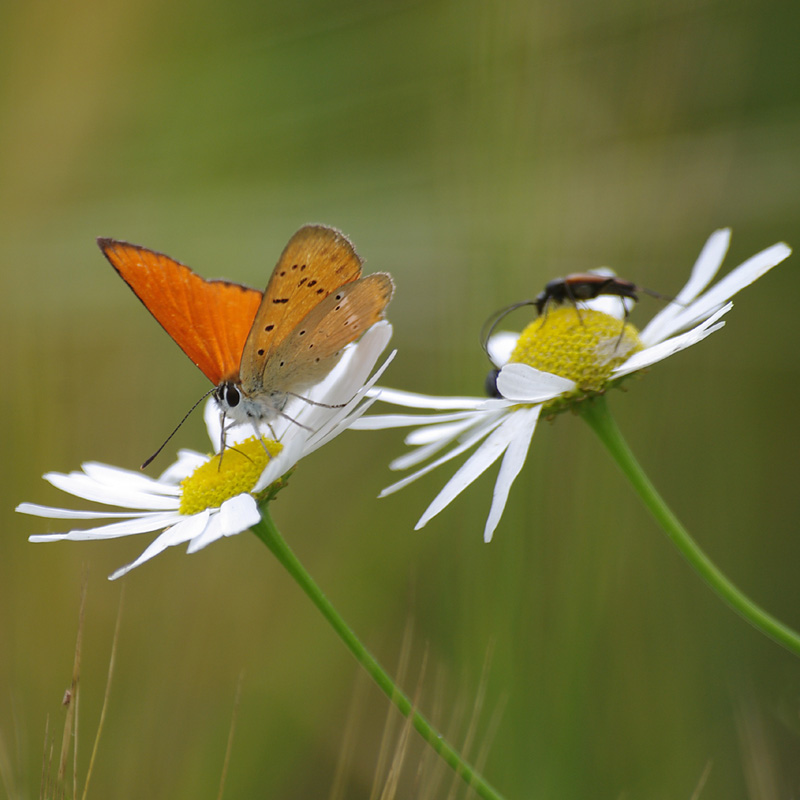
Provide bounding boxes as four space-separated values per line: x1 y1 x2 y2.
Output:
141 387 216 469
480 300 536 357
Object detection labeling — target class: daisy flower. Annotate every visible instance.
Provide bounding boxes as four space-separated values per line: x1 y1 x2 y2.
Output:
352 230 791 542
18 322 394 579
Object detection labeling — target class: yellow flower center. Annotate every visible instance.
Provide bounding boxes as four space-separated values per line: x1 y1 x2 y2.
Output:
509 306 644 393
179 436 283 516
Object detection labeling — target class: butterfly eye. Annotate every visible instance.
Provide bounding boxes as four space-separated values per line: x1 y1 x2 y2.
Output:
215 382 241 409
225 385 241 408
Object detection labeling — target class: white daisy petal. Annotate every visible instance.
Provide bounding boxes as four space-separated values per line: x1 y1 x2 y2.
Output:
367 386 488 410
639 229 731 345
306 397 382 455
110 511 211 580
646 242 790 345
587 295 631 319
186 511 225 553
381 414 507 496
476 397 522 411
203 401 225 450
414 411 525 529
680 228 732 301
352 410 488 431
301 349 396 452
252 434 305 493
311 388 383 441
29 512 180 541
487 331 519 367
219 493 261 537
166 510 214 547
44 471 180 511
305 405 370 454
391 417 484 470
613 304 730 378
17 503 162 520
404 415 488 447
81 462 180 495
496 363 576 402
394 412 505 469
160 450 208 483
483 406 541 542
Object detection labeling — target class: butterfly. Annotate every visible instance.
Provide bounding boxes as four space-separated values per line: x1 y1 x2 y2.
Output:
98 224 394 433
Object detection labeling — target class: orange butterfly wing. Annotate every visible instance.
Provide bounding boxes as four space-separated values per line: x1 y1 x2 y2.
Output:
239 225 365 386
98 239 263 386
258 271 394 394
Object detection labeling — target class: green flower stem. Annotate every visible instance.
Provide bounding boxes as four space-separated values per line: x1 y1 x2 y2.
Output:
251 509 506 800
580 394 800 657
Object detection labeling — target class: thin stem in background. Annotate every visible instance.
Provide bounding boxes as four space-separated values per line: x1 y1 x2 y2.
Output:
251 510 506 800
580 394 800 657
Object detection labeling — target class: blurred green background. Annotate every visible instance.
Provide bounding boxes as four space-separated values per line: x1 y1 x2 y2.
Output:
2 0 799 797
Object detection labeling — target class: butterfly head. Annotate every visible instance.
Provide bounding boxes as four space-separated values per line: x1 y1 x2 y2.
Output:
214 380 289 425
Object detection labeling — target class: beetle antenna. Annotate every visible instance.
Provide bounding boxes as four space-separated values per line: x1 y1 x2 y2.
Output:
480 300 536 357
